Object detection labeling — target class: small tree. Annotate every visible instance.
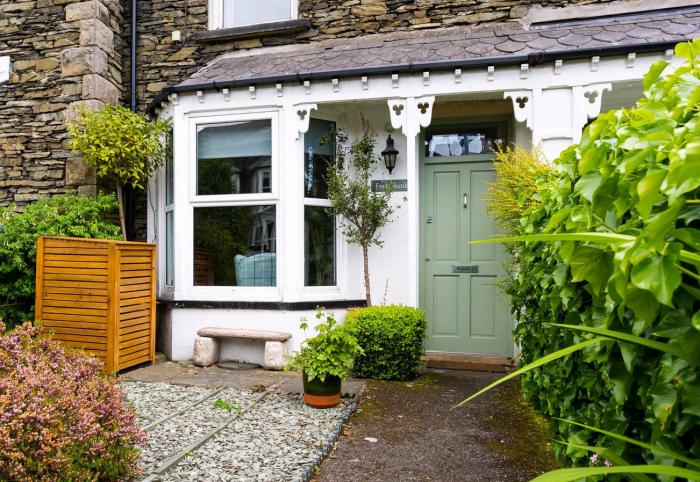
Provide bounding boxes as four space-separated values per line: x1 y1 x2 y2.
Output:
68 104 172 239
326 122 395 306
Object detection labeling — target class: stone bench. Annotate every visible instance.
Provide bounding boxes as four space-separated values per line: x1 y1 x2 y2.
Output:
192 327 292 370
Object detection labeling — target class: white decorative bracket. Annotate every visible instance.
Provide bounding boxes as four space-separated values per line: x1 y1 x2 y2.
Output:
196 90 204 103
487 65 494 81
454 68 462 84
626 52 636 68
0 56 10 84
332 78 340 92
578 82 612 126
387 96 435 137
361 76 368 90
276 83 283 97
249 85 256 100
222 88 230 102
554 59 562 75
303 80 311 95
392 74 399 89
388 98 407 131
423 71 430 86
294 103 318 139
664 49 673 60
504 89 533 130
590 56 600 72
169 93 179 106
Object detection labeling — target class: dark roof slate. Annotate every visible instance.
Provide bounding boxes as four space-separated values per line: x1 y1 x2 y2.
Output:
178 8 700 89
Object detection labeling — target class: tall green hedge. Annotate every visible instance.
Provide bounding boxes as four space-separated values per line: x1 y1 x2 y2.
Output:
343 305 426 380
0 194 121 327
494 41 700 469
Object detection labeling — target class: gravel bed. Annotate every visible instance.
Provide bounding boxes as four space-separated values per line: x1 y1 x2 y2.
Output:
163 393 356 482
121 381 357 482
121 382 216 427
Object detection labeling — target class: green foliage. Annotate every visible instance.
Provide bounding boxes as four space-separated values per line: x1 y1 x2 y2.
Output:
286 309 363 383
343 305 427 381
480 40 700 474
326 122 396 305
214 399 242 416
68 104 171 238
68 105 171 190
482 146 551 235
0 194 121 327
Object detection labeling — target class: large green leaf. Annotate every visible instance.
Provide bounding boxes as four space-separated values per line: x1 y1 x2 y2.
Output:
555 440 654 482
630 254 681 306
569 246 613 294
530 465 700 482
453 338 602 408
555 418 700 469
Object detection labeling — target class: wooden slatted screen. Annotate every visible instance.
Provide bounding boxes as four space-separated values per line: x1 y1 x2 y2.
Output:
35 237 156 372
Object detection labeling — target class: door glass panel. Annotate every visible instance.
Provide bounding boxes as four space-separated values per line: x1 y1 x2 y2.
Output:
193 206 276 286
425 123 507 157
197 120 272 195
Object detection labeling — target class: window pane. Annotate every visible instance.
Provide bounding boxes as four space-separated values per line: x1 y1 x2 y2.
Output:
165 211 174 286
304 119 335 199
223 0 292 27
424 124 507 157
304 206 336 286
165 130 174 205
194 206 276 286
197 120 272 195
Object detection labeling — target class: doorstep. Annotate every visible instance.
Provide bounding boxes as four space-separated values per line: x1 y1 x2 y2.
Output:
421 352 513 373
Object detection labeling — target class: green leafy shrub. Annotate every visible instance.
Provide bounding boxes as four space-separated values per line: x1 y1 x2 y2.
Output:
287 309 363 382
343 305 427 380
0 194 121 327
69 104 171 239
480 40 700 472
0 322 145 481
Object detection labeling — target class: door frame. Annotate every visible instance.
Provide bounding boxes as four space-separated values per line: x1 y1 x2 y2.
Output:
419 115 513 355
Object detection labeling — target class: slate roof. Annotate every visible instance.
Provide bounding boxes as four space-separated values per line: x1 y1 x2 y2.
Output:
177 7 700 90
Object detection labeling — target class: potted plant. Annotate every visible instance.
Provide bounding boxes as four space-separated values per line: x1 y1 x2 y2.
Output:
287 309 363 408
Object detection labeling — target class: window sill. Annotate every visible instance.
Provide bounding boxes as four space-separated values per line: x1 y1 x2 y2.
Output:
159 299 367 311
192 19 311 43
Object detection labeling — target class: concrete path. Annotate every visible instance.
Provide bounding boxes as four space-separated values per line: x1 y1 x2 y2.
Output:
121 361 365 397
316 369 558 482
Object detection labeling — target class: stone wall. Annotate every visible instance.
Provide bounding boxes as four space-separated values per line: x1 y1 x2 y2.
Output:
0 0 122 206
127 0 616 111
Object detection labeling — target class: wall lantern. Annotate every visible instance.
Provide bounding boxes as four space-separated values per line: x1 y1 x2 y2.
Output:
381 135 399 174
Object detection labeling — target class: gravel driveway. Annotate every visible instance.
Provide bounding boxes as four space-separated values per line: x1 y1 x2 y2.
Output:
121 381 357 482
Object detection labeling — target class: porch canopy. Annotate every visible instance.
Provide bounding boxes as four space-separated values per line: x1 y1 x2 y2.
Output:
158 5 700 100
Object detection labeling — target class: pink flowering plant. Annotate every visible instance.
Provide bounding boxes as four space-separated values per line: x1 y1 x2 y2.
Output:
0 322 145 481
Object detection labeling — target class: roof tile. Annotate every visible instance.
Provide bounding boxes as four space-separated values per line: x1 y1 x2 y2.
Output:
177 9 700 88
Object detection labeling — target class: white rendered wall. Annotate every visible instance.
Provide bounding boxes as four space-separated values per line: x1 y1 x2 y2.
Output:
163 307 349 362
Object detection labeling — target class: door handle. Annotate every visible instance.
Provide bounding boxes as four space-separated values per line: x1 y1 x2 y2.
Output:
463 193 468 208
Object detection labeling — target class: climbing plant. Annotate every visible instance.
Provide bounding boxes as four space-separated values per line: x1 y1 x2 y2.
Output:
460 39 700 477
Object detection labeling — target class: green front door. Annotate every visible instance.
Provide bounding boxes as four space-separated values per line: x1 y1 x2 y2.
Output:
420 157 511 355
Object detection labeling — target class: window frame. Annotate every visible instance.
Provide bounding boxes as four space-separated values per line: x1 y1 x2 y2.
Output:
208 0 298 30
186 109 282 301
301 116 342 292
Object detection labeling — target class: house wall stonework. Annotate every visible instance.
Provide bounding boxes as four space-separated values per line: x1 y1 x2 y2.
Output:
0 0 122 206
125 0 617 111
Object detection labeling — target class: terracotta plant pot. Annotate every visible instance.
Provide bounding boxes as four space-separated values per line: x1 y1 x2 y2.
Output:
303 373 341 408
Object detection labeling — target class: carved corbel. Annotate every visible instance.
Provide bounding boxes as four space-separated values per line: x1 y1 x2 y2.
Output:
504 90 533 130
294 103 318 138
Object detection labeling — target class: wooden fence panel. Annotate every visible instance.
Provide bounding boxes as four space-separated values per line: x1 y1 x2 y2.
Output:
35 237 156 373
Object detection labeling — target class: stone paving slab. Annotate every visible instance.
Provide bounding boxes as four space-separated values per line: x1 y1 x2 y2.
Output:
121 361 365 396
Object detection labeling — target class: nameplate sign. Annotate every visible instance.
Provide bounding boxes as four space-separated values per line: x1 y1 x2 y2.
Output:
371 179 407 192
0 56 10 84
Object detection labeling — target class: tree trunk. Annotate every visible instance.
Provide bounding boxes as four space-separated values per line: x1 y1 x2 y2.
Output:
362 242 372 306
116 183 127 240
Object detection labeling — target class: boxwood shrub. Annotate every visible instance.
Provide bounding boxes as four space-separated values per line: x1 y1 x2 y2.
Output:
343 305 426 380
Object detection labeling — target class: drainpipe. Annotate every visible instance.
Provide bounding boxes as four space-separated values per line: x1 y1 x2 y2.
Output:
126 0 138 239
